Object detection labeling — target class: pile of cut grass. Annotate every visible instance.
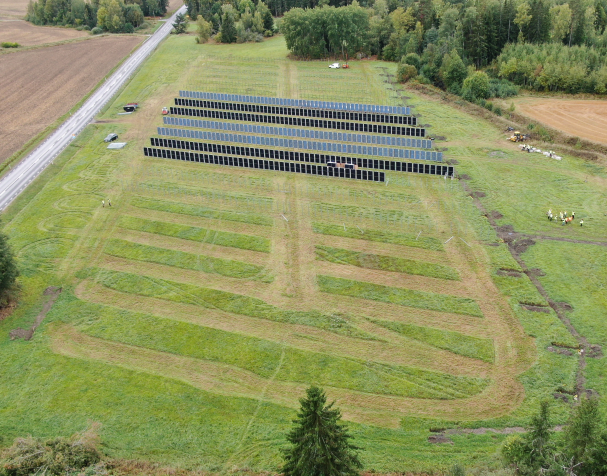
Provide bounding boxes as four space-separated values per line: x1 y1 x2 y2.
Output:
104 239 272 282
79 268 372 339
131 196 273 226
316 245 459 280
370 318 494 362
318 275 483 317
313 223 443 251
118 216 270 252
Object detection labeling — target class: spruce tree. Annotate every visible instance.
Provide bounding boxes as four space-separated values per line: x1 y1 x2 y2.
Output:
282 386 362 476
0 223 19 306
220 9 237 43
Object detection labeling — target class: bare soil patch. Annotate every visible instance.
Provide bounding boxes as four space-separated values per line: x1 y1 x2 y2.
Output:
9 286 61 340
521 304 550 313
0 21 88 46
513 98 607 146
428 434 453 444
0 35 142 163
497 269 522 277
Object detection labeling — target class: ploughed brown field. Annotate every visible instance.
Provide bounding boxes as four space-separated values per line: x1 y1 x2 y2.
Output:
0 35 142 163
0 0 28 19
0 21 88 46
512 97 607 146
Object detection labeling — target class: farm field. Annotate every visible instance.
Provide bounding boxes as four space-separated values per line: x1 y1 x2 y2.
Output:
0 35 605 472
0 35 142 164
0 0 27 19
0 20 89 46
510 96 607 146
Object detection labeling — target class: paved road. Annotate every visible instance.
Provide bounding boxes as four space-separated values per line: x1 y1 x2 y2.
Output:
0 5 187 211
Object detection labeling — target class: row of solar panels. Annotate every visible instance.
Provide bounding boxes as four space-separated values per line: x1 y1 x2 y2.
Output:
169 107 426 137
145 146 453 176
156 128 443 162
144 148 386 182
179 90 411 115
174 99 417 124
162 118 433 150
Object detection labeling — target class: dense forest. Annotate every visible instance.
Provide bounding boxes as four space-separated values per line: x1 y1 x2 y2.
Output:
278 0 607 94
25 0 168 32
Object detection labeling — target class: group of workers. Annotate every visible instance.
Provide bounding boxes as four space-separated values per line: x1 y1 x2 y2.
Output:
547 209 583 226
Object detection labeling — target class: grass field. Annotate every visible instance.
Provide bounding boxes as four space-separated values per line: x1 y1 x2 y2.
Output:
1 34 604 472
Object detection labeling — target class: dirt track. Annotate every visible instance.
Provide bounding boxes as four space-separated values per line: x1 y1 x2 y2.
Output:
0 35 142 163
0 20 88 46
513 98 607 146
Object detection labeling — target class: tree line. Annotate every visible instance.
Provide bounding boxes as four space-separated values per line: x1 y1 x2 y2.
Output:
25 0 168 32
185 0 274 43
281 0 607 97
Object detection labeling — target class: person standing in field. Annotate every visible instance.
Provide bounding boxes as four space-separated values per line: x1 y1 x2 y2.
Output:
102 199 105 208
108 199 112 207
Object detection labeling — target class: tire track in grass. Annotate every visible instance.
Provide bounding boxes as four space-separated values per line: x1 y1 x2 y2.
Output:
223 344 286 471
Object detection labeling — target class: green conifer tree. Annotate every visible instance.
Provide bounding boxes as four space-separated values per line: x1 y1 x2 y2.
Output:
282 386 362 476
220 8 237 43
0 223 19 306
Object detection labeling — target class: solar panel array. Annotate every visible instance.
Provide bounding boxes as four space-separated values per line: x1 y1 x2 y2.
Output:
179 90 411 115
157 127 442 161
145 92 452 182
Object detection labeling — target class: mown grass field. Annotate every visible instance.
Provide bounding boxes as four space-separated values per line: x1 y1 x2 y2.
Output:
1 34 605 472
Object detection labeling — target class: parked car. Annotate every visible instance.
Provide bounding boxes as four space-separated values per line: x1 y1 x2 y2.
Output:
104 133 118 142
329 62 340 69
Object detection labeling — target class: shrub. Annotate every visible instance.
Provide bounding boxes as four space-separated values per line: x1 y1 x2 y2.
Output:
484 102 494 112
488 78 519 98
122 22 134 33
462 71 489 100
396 63 417 83
416 74 432 84
0 42 19 48
91 27 103 34
494 106 503 116
402 53 421 70
195 16 212 43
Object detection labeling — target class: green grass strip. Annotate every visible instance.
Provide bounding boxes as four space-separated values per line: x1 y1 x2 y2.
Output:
118 215 270 253
370 318 494 362
131 196 273 226
312 222 443 251
317 275 483 317
73 297 488 400
315 245 459 280
104 239 272 282
80 267 373 339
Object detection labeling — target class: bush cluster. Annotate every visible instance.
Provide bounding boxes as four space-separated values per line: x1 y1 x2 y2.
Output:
25 0 164 32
